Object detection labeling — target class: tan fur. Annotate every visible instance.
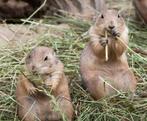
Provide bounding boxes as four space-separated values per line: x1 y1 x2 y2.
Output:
133 0 147 24
16 46 73 121
80 10 137 100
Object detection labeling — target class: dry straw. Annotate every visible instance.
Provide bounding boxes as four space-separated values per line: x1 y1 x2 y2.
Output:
105 31 109 61
0 2 147 121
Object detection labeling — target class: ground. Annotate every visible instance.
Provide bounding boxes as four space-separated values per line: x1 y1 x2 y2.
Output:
0 0 147 121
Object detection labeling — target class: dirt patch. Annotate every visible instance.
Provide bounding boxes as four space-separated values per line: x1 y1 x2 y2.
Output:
0 23 69 48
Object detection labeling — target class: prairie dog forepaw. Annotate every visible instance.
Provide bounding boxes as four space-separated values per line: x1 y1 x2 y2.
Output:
111 29 120 37
99 38 108 47
27 85 37 95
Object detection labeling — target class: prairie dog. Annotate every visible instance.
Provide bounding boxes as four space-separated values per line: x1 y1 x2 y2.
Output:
80 10 137 100
16 46 73 121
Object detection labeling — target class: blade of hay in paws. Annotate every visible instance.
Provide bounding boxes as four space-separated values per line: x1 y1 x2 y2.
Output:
105 31 108 61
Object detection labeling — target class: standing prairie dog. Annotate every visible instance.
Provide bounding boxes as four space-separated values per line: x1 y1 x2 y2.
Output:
16 46 73 121
80 10 137 100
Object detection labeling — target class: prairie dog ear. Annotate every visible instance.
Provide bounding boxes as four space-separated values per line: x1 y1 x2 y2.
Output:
49 48 56 56
25 47 37 62
25 53 32 64
118 9 126 18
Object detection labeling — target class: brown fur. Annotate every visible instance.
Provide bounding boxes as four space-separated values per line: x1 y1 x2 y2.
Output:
16 46 73 121
80 10 137 100
133 0 147 24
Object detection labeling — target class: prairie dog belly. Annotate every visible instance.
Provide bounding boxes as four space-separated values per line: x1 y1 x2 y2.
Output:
98 68 135 95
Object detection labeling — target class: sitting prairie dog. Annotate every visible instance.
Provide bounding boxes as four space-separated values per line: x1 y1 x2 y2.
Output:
16 46 73 121
80 10 137 100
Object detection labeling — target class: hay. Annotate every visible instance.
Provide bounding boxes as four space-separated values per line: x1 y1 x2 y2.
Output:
0 16 146 121
0 1 147 119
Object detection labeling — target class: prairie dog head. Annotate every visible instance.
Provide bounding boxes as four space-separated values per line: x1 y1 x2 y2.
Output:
25 46 58 75
95 10 126 34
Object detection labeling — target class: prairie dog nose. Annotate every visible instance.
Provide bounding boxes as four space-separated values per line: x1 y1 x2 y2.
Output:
109 21 115 29
109 25 115 29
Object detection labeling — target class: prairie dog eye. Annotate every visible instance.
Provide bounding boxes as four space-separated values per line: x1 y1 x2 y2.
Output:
25 54 31 64
100 14 104 19
44 56 48 61
27 54 31 59
118 14 120 18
